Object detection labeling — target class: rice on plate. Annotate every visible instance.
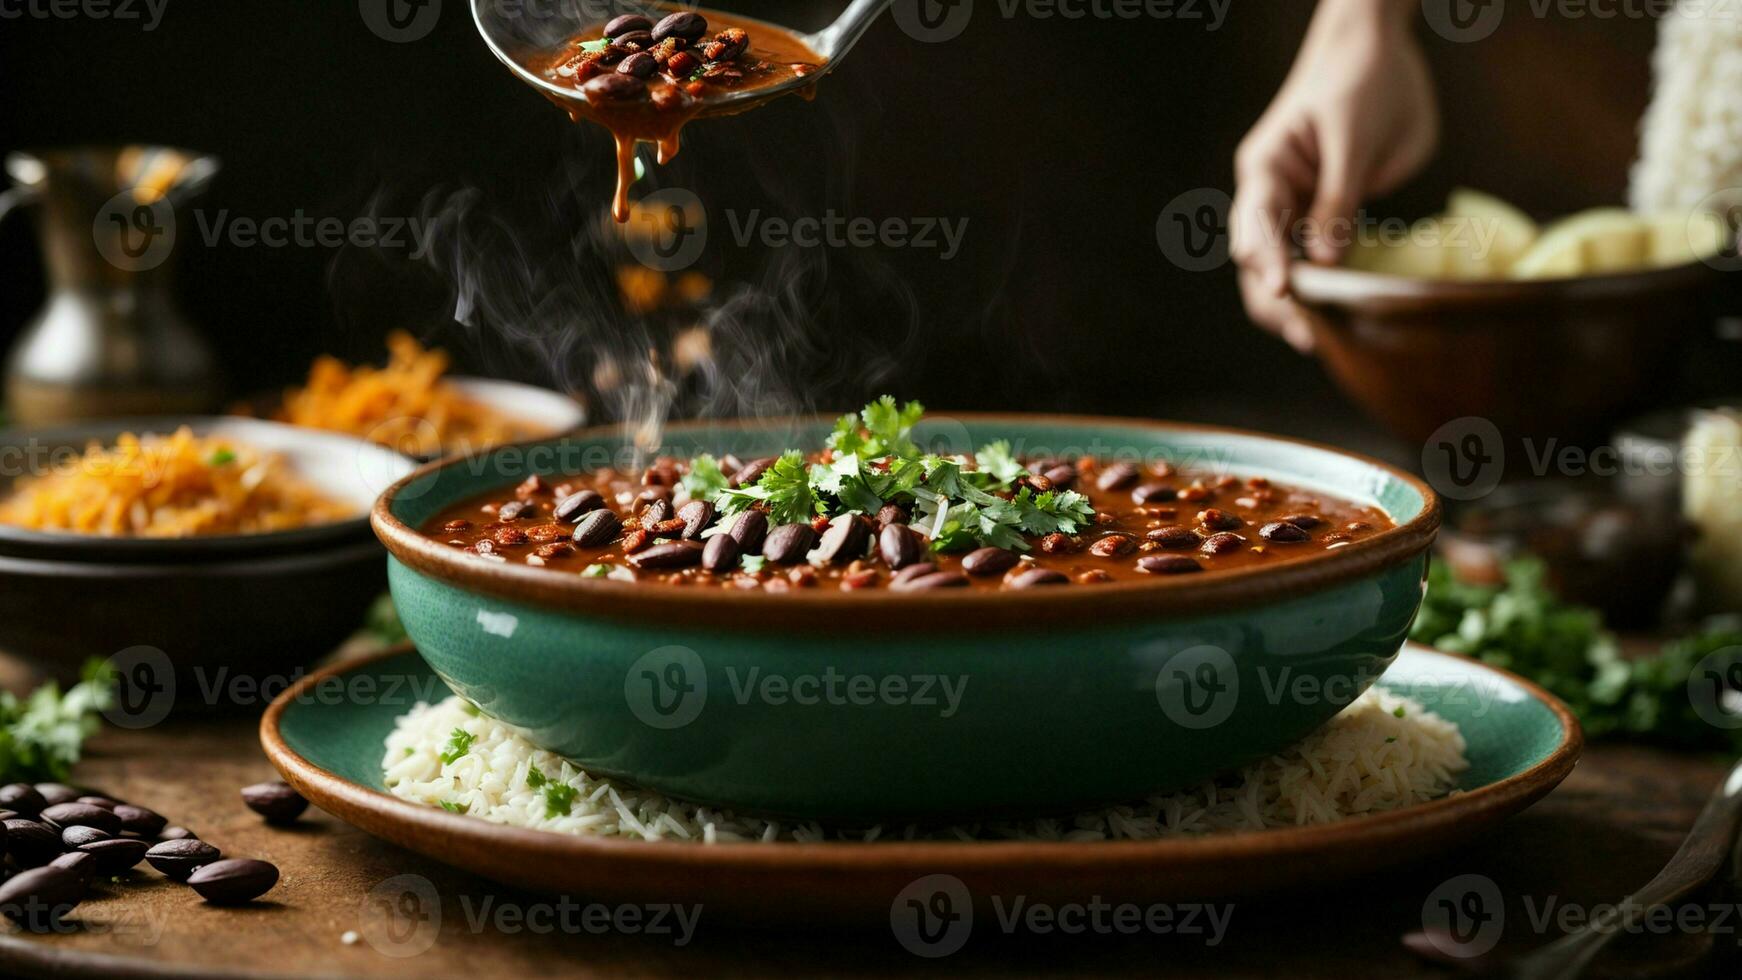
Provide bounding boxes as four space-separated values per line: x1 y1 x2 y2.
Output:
383 688 1468 843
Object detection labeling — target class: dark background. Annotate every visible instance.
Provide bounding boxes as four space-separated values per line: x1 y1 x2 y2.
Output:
0 0 1663 457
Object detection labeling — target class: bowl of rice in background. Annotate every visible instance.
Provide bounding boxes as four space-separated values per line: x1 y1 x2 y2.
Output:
0 417 415 695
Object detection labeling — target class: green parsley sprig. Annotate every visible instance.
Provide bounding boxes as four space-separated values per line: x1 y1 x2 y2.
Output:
697 398 1094 553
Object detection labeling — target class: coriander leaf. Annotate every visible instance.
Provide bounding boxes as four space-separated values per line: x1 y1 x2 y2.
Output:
860 396 926 458
740 554 768 575
974 441 1026 484
542 782 578 819
439 800 466 813
208 448 236 467
825 413 867 456
681 454 730 501
525 763 547 788
439 728 474 765
717 451 818 525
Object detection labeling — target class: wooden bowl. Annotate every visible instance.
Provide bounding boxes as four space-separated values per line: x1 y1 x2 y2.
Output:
1291 259 1730 445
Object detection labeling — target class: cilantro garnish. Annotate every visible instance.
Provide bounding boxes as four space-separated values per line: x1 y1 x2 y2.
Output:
526 763 547 789
542 782 578 819
208 448 236 466
439 800 466 813
0 658 113 784
439 728 474 764
687 398 1094 553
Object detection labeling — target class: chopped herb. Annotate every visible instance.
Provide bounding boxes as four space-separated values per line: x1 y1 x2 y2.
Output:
681 454 730 500
439 728 474 764
716 451 819 526
579 38 609 53
208 448 236 466
1384 736 1398 743
439 800 466 813
542 782 578 819
1392 706 1406 718
1411 558 1742 750
525 763 547 789
0 658 114 784
403 747 414 757
740 554 767 575
581 564 612 578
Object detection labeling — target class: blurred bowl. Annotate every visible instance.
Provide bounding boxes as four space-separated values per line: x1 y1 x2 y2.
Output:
0 417 416 692
1291 259 1730 445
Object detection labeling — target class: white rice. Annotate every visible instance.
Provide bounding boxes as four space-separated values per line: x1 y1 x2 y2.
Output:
1631 0 1742 214
382 688 1467 843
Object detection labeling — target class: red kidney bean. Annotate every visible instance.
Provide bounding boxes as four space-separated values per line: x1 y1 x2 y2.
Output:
653 11 708 42
730 457 775 487
631 541 704 570
1197 508 1244 531
1077 569 1113 584
1096 463 1138 491
1279 513 1323 529
1259 521 1310 543
1132 483 1177 504
61 825 108 849
0 784 45 817
584 73 647 100
146 838 221 881
961 547 1019 576
1013 473 1054 496
1145 525 1200 549
81 837 148 875
892 570 969 591
241 781 308 825
617 52 657 77
40 802 120 834
728 510 768 553
890 562 937 586
677 500 716 540
187 859 278 905
604 13 652 37
702 532 741 573
1088 534 1136 558
814 515 870 564
879 524 924 569
637 485 674 504
497 500 530 521
571 509 621 547
553 490 605 522
158 826 197 841
1038 533 1075 555
1200 532 1246 556
1043 464 1077 488
1177 485 1212 503
49 850 95 882
34 785 80 806
4 820 62 868
1009 567 1070 588
0 866 82 930
762 523 817 564
1138 555 1203 575
873 503 908 532
614 30 653 48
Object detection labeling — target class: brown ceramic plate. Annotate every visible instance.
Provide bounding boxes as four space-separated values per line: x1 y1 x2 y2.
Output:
262 642 1581 924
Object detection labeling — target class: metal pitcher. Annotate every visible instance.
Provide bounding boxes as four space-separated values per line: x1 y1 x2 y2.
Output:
1 146 223 424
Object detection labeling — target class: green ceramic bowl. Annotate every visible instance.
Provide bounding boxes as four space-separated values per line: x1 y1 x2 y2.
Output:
372 415 1441 819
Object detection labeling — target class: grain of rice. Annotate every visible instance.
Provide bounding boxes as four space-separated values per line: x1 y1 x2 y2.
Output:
382 686 1468 842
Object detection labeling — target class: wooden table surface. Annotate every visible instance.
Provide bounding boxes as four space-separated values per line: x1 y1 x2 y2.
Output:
0 707 1733 979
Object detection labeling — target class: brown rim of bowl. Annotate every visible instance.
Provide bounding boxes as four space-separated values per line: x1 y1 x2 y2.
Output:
1290 255 1727 314
370 413 1440 630
259 642 1582 879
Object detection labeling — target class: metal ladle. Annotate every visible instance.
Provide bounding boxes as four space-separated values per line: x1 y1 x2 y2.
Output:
471 0 893 110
